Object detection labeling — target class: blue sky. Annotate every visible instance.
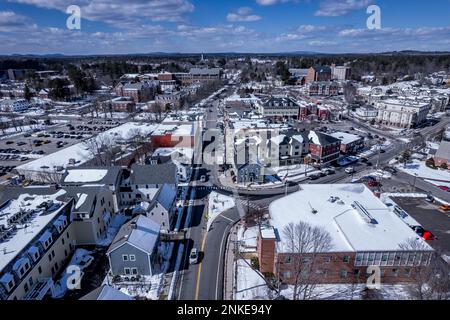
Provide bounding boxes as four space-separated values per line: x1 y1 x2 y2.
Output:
0 0 450 55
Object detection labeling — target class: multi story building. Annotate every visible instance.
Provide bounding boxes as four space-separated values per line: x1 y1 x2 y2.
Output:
115 80 157 103
258 96 300 119
259 184 434 284
0 184 117 300
307 81 339 96
331 64 352 81
306 66 332 83
375 99 430 128
307 131 341 164
329 131 365 154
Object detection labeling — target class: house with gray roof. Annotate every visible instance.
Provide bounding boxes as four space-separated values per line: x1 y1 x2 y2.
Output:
80 285 133 300
107 215 161 278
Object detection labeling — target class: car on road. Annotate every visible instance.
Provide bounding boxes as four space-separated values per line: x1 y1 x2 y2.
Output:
437 186 450 192
439 204 450 211
309 174 320 180
345 167 355 174
366 161 373 167
189 248 199 265
200 175 206 182
5 141 14 145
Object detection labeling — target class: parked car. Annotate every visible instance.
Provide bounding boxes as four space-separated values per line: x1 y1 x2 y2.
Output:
189 248 199 265
440 204 450 211
200 175 206 182
438 186 450 192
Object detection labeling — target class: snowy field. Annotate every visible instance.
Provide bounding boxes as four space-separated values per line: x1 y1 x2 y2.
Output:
207 192 235 231
396 159 450 182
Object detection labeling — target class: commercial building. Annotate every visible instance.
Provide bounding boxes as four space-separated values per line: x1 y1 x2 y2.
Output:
259 184 434 284
375 99 430 128
258 96 300 119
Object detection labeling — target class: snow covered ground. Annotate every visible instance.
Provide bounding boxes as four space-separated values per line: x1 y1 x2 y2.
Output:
207 192 235 231
52 249 94 298
235 258 413 300
237 225 259 253
97 214 130 246
116 274 165 300
397 159 450 182
273 164 318 180
235 259 270 300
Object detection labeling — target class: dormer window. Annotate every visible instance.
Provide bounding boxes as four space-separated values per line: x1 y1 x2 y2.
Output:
0 273 15 292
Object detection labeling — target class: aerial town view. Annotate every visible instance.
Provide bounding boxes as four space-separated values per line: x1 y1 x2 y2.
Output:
0 0 449 314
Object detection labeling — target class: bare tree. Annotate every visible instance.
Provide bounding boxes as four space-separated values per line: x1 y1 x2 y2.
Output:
399 239 450 300
35 168 63 184
84 133 116 166
281 221 333 300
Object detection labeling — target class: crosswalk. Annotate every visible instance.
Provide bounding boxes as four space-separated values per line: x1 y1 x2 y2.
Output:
235 198 265 211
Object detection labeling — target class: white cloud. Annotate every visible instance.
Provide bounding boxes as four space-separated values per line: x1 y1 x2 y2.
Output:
315 0 373 17
256 0 295 5
8 0 195 25
227 7 261 22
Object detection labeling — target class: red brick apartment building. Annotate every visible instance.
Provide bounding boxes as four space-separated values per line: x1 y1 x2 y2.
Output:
307 131 341 163
259 184 434 284
306 66 332 83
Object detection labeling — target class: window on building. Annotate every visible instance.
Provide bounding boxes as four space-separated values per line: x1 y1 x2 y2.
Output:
404 268 412 277
131 268 138 275
62 238 65 245
29 277 33 287
38 266 42 274
353 269 360 276
343 256 350 263
24 283 29 293
392 269 399 277
51 250 55 258
124 268 131 275
129 255 136 262
48 255 52 262
122 255 129 261
340 270 348 278
283 271 291 279
323 256 331 263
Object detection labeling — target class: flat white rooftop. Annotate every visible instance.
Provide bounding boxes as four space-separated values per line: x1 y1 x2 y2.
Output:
269 184 432 253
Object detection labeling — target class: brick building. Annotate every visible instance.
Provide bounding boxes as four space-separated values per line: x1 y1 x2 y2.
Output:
306 66 332 83
259 184 434 284
307 131 341 164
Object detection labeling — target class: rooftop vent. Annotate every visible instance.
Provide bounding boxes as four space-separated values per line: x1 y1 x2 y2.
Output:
352 201 377 224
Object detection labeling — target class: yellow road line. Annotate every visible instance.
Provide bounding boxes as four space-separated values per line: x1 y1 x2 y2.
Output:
195 230 208 300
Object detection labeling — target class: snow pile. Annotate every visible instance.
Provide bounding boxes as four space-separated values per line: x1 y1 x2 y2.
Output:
207 192 235 231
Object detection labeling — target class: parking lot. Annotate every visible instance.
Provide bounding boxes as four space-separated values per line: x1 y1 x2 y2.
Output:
392 197 450 256
0 119 123 180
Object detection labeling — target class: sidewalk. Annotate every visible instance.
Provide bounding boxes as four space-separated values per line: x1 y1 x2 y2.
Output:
223 222 239 300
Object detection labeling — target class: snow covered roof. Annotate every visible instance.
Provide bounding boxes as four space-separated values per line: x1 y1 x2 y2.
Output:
81 285 133 300
329 131 363 145
16 123 159 175
0 188 67 271
269 184 433 253
107 215 160 255
64 169 108 183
